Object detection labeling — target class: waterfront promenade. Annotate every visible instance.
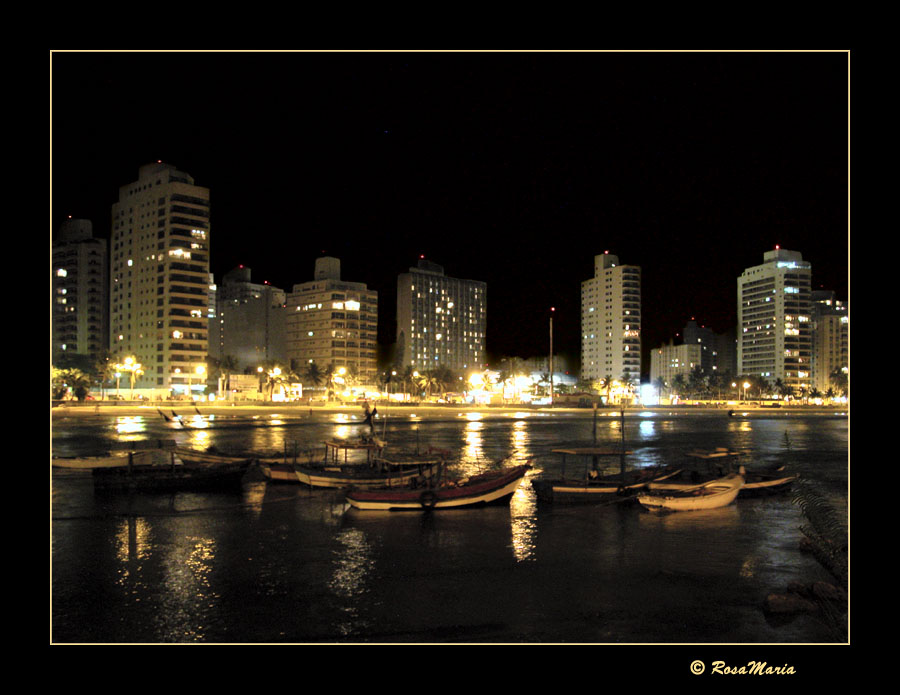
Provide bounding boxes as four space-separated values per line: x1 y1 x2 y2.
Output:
51 400 846 420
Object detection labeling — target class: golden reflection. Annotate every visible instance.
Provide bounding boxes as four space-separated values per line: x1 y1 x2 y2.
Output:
509 419 529 456
189 414 208 429
334 424 352 440
115 516 152 565
329 528 373 599
188 430 211 449
463 420 484 465
158 535 219 640
115 416 146 434
508 483 536 562
465 412 483 421
728 420 753 433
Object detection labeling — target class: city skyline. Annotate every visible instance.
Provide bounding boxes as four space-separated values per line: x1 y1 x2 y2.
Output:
51 50 849 373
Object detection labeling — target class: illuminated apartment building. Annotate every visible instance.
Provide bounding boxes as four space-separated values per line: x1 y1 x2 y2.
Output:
581 252 642 384
52 218 108 366
811 290 849 394
109 162 210 396
649 341 702 389
737 247 812 393
284 257 378 386
396 259 486 373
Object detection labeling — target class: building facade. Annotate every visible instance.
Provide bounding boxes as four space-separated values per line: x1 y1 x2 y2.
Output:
396 259 487 373
811 290 849 394
682 319 738 377
52 218 108 367
285 257 378 387
109 163 210 396
212 266 286 371
581 252 642 384
737 248 812 394
649 342 702 389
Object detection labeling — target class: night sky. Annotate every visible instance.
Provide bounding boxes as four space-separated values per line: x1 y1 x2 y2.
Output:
51 51 849 376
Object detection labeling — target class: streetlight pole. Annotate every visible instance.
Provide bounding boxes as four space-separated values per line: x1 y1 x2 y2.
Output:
549 307 555 406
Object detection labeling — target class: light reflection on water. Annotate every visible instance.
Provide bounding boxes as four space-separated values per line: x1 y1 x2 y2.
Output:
52 411 848 643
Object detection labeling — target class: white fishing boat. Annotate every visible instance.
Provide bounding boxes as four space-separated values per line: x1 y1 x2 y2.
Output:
637 472 745 512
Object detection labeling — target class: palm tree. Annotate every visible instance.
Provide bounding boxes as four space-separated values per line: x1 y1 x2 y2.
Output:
303 362 325 391
93 350 117 399
52 367 93 401
653 377 667 401
209 355 239 399
829 368 848 399
688 366 706 400
620 370 636 403
398 365 417 401
671 374 687 400
416 370 442 400
596 374 614 405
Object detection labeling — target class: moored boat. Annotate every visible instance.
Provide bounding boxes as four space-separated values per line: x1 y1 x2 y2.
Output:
91 449 254 492
637 472 745 512
292 456 443 489
54 440 178 469
531 447 680 504
345 463 530 511
740 465 798 496
646 448 747 491
323 437 386 464
53 452 137 469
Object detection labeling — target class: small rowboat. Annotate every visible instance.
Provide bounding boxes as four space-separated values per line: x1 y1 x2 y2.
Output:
637 473 744 512
346 464 530 511
740 465 798 497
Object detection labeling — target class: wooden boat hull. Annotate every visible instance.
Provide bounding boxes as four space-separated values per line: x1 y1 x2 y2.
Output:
292 460 442 489
92 455 254 492
532 467 681 503
53 453 134 469
637 474 744 512
740 472 798 497
259 461 301 483
346 465 530 511
173 448 250 466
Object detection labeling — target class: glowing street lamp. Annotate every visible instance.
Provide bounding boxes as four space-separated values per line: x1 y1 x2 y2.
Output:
114 356 143 400
743 381 751 402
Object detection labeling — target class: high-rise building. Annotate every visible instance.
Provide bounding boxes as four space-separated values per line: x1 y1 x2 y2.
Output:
737 248 812 394
109 163 210 396
212 266 286 371
810 290 849 394
396 259 486 373
649 341 702 388
52 218 108 367
285 257 378 386
581 252 642 385
683 319 738 376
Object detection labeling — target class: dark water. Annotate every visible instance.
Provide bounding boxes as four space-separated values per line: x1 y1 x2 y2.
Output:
51 408 848 644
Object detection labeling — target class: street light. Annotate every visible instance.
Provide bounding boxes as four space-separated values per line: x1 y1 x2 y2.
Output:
114 356 142 400
743 381 751 402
